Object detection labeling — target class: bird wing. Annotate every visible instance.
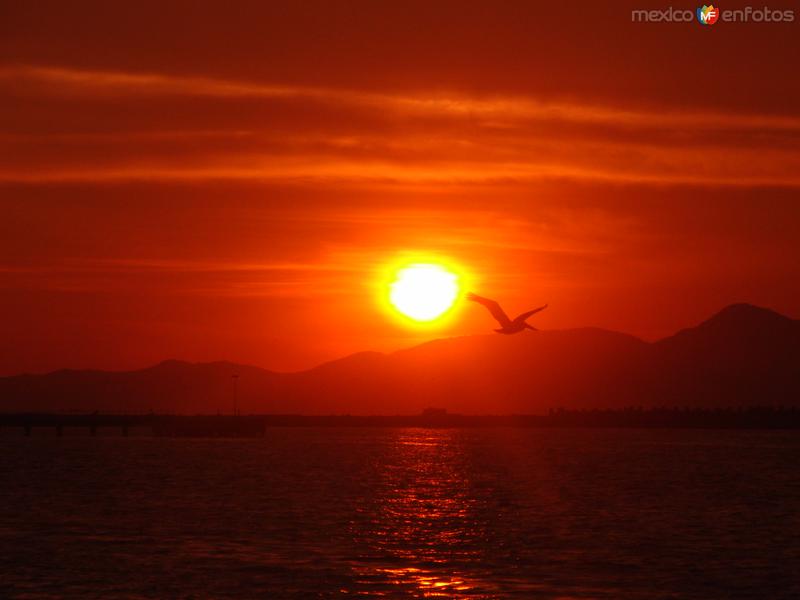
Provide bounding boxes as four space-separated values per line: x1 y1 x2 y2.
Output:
467 293 512 327
513 304 548 324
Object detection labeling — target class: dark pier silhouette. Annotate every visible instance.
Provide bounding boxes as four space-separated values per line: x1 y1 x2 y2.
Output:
0 413 266 437
2 407 800 437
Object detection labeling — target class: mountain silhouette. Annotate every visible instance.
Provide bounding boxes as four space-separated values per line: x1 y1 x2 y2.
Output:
1 304 797 414
651 303 800 407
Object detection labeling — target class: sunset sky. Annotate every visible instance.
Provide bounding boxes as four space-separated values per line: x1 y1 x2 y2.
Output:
1 1 799 375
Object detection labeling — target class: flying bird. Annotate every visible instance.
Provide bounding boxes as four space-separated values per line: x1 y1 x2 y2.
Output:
467 293 547 334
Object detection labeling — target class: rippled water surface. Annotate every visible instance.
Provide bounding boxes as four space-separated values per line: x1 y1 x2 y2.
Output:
1 428 799 598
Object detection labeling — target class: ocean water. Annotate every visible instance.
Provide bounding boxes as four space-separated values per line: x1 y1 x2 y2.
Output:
1 427 799 599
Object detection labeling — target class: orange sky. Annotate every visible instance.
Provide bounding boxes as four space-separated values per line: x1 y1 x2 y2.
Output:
1 1 799 375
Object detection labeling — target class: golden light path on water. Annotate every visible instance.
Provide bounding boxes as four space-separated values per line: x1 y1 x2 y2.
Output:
347 429 491 597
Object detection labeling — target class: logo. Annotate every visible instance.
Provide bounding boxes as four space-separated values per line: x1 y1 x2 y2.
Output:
632 4 795 24
697 5 720 25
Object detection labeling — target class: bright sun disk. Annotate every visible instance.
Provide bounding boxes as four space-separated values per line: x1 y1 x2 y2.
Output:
389 263 459 322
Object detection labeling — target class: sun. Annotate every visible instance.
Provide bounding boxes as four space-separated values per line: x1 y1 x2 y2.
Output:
388 263 460 322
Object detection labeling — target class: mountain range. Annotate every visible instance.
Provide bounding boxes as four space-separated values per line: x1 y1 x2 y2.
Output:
1 304 798 415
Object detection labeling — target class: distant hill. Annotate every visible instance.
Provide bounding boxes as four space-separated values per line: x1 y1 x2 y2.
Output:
1 304 798 414
651 304 800 407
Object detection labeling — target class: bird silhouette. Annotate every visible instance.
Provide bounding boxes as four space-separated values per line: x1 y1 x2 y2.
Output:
467 293 547 334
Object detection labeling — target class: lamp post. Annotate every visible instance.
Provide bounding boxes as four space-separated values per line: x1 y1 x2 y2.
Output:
232 374 240 416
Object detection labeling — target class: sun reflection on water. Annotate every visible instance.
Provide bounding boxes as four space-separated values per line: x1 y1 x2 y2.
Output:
348 429 496 597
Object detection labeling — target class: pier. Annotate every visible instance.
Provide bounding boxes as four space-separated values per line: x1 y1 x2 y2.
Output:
0 413 266 437
2 407 800 436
